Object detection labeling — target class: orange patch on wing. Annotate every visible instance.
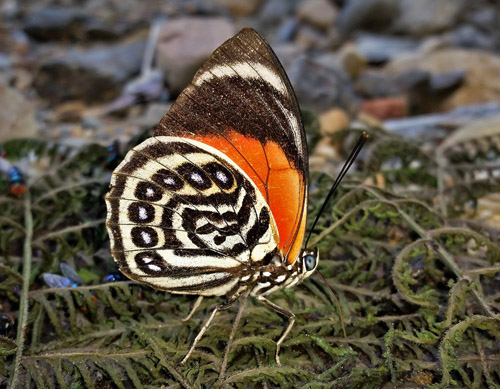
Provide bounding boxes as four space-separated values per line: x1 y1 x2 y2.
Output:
186 130 306 264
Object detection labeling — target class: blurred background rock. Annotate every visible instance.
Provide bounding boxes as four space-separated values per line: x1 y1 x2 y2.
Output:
1 0 499 155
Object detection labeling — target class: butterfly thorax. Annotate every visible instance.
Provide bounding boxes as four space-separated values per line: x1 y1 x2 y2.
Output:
234 248 318 297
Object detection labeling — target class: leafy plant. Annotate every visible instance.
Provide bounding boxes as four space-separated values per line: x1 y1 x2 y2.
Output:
0 124 499 388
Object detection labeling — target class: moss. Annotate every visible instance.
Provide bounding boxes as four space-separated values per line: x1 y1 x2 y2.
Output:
0 126 499 387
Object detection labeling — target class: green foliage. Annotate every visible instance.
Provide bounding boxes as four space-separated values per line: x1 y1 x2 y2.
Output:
0 126 499 388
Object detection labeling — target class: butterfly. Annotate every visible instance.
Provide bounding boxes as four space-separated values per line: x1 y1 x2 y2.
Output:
105 27 366 366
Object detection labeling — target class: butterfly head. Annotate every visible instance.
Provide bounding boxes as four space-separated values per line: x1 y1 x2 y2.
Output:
297 247 319 281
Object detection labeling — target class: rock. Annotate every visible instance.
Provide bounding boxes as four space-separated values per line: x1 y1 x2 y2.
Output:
430 70 465 91
134 103 172 128
0 85 39 142
354 33 419 65
273 18 299 44
297 0 338 32
277 49 357 112
355 72 401 98
338 0 399 35
394 0 465 37
260 0 296 24
216 0 264 16
0 54 13 86
384 102 500 139
319 108 350 135
33 40 145 104
295 24 328 50
156 17 234 96
24 7 87 41
23 6 129 42
53 101 87 122
468 6 498 32
448 25 496 51
338 43 367 79
359 96 408 120
383 48 500 111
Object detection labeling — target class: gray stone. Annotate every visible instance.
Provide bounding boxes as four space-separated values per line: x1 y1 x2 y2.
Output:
355 72 401 98
276 46 357 112
394 0 465 37
354 33 419 64
273 18 299 44
24 6 128 42
448 25 496 51
156 17 234 96
24 7 87 41
338 0 399 35
34 40 146 104
297 0 338 32
384 102 500 138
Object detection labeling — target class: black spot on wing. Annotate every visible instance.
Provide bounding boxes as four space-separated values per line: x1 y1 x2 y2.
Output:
134 181 163 202
131 226 159 248
152 169 184 191
128 202 155 223
135 251 168 275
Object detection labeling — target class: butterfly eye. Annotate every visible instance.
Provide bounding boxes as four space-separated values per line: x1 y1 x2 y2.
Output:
304 254 316 271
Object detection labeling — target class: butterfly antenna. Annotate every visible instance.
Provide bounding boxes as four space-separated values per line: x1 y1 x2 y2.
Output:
306 131 368 339
304 131 369 248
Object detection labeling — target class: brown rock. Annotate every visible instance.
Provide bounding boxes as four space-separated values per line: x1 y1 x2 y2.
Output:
295 25 328 50
53 101 87 122
319 108 350 135
156 17 235 96
34 40 146 104
297 0 338 31
216 0 264 16
0 85 38 142
338 43 367 79
384 49 500 111
359 96 408 120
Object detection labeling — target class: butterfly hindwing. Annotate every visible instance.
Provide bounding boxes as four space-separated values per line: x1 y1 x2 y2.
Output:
154 28 308 264
105 136 280 295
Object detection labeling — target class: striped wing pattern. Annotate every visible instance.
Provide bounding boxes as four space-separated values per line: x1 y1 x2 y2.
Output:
105 136 280 296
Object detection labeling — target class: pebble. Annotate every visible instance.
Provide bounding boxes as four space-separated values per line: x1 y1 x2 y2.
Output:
338 0 399 35
354 33 419 64
360 96 408 120
281 51 357 113
216 0 264 16
156 17 234 96
394 0 465 37
384 48 500 111
448 25 495 51
338 43 367 79
295 24 328 50
319 108 350 135
24 7 87 41
383 102 500 138
297 0 338 32
0 84 39 142
53 101 87 122
33 39 146 104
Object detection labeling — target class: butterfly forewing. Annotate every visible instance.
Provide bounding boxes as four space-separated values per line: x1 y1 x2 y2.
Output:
155 28 308 264
105 136 280 295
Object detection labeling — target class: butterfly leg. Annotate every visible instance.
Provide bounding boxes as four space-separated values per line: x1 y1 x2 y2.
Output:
182 296 204 322
257 296 295 366
180 297 238 365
